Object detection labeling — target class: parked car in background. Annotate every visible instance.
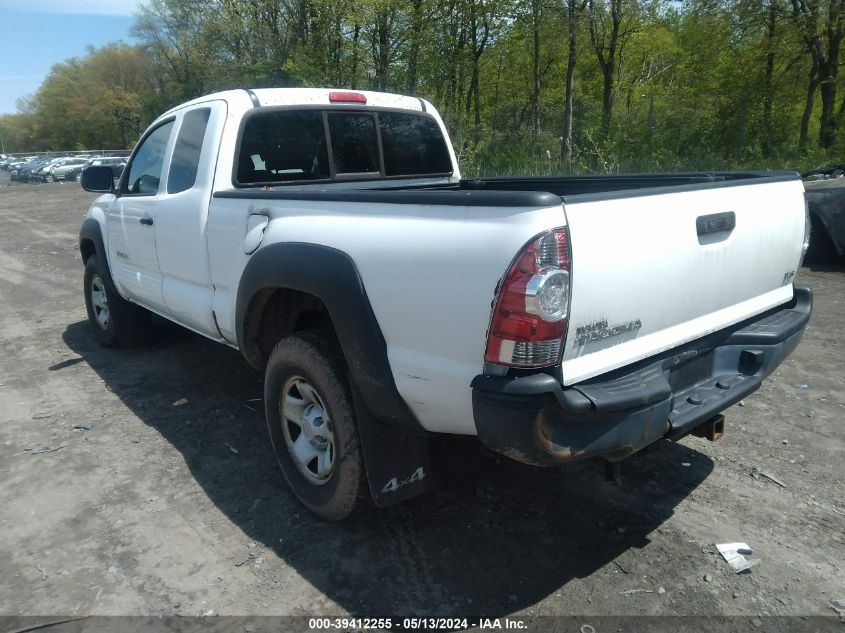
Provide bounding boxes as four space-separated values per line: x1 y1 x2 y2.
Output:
30 157 63 182
65 163 88 183
88 156 126 177
21 157 55 182
8 157 33 180
10 157 42 181
64 165 86 183
43 157 88 182
69 157 126 183
803 165 845 263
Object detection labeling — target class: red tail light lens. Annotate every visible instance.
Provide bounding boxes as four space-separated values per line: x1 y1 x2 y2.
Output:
484 228 571 367
329 91 367 104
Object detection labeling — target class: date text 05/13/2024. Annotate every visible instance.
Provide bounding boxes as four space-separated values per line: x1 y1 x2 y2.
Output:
307 617 527 630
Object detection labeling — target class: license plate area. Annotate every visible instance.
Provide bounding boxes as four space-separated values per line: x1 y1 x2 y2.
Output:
668 351 714 393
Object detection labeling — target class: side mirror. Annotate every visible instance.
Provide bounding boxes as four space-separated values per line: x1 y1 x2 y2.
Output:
80 165 115 193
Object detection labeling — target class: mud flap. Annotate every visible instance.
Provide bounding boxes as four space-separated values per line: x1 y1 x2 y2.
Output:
351 386 431 507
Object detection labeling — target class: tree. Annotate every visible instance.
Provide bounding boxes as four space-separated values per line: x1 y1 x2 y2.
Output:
367 0 401 91
466 0 494 126
762 0 781 157
790 0 844 149
2 0 841 173
562 0 587 165
530 0 543 134
406 0 426 94
134 1 200 99
588 0 639 138
24 44 157 150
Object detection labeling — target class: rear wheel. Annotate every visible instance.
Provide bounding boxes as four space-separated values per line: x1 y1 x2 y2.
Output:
83 256 153 347
263 332 367 521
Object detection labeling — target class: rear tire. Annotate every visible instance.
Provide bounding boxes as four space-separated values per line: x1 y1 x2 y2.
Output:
83 256 153 347
263 331 367 521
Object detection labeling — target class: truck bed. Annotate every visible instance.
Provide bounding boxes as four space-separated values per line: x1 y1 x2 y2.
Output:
455 171 799 199
215 169 805 385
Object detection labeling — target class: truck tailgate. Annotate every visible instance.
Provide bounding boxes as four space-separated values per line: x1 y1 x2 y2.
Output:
561 177 806 385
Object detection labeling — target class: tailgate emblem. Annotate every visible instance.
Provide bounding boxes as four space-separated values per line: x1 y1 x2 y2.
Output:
574 319 642 345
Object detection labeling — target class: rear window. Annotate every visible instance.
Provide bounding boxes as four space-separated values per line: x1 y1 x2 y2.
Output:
237 110 330 184
236 108 452 186
327 113 380 174
379 113 453 176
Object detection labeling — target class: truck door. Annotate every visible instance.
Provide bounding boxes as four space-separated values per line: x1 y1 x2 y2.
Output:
107 119 175 310
154 101 227 337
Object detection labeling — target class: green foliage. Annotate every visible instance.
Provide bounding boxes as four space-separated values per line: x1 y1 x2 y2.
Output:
3 0 844 174
1 43 161 152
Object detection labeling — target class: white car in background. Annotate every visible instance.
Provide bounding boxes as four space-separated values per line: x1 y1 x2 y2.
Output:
43 157 89 182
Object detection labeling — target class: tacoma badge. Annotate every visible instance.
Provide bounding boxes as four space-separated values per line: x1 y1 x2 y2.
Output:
574 318 642 345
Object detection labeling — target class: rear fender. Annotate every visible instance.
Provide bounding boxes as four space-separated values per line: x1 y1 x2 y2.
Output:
236 242 431 505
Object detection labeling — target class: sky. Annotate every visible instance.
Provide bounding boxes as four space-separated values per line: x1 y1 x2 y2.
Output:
0 0 142 114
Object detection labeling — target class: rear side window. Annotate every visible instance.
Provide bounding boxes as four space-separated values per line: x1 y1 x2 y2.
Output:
379 113 452 176
327 113 380 174
125 120 175 195
237 110 330 184
167 108 210 194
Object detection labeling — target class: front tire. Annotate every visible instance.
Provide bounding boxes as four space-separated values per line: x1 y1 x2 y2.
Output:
83 256 153 347
263 332 367 521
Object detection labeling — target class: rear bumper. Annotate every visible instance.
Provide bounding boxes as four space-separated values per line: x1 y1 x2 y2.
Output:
471 286 812 466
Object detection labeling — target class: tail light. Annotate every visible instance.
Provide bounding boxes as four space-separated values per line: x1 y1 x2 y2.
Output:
485 228 571 368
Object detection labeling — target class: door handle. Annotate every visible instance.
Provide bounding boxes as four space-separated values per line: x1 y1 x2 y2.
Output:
139 217 154 226
696 211 734 245
696 212 734 236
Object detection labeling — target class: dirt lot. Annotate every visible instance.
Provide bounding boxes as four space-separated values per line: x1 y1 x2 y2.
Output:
0 173 843 627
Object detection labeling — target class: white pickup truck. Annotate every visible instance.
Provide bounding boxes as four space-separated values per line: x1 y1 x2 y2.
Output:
79 88 812 520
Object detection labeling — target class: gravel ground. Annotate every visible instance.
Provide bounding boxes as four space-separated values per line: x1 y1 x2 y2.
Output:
0 173 843 627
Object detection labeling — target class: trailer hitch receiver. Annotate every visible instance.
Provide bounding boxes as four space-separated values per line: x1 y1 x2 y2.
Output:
691 414 725 442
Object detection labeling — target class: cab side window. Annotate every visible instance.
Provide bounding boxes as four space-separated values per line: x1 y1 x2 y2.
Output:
124 120 175 195
167 108 211 194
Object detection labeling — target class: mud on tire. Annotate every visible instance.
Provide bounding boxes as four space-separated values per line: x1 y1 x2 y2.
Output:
263 331 367 521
